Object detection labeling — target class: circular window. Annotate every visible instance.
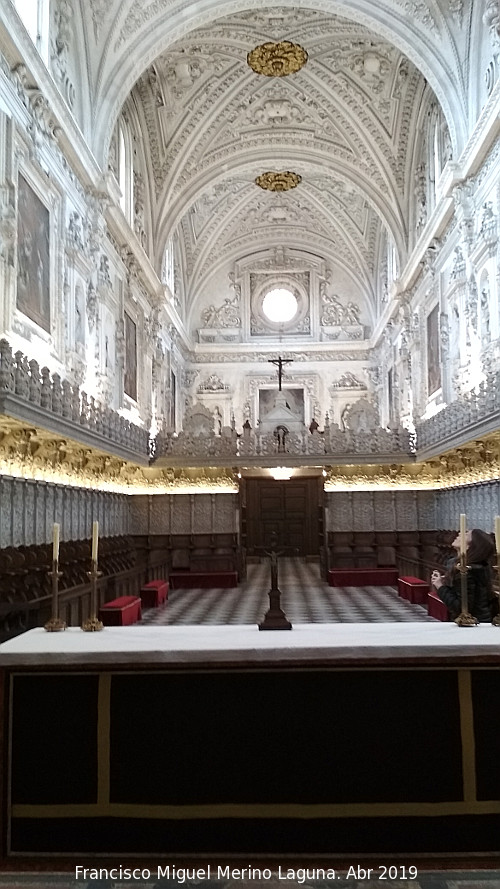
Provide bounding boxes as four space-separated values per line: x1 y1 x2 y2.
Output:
262 287 298 323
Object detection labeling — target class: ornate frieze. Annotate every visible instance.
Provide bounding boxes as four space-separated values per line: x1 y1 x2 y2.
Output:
396 1 438 32
0 193 16 264
320 290 361 327
200 295 241 328
86 280 98 331
133 170 146 247
197 374 228 392
449 0 463 26
193 349 370 363
484 0 500 52
451 245 466 281
11 65 60 156
452 181 475 253
66 211 86 254
50 0 75 109
98 254 112 289
330 373 366 390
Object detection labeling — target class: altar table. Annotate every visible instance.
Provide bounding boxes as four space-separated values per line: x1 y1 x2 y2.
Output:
1 624 500 859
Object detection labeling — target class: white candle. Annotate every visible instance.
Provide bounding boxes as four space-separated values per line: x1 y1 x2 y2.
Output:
459 513 467 555
91 521 99 563
52 523 60 563
495 516 500 554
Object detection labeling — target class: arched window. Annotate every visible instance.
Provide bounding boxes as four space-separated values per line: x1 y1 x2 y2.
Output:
14 0 50 64
162 238 175 292
118 120 133 224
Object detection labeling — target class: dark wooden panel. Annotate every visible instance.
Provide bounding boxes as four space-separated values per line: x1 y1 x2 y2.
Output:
245 478 320 554
11 675 99 805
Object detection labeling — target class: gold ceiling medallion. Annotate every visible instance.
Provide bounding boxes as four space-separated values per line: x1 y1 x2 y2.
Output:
255 171 302 192
247 41 308 77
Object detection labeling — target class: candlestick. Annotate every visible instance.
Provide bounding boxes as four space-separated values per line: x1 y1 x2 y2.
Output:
44 553 66 632
52 523 60 563
459 514 467 555
82 562 104 632
91 521 99 564
493 516 500 627
455 550 478 627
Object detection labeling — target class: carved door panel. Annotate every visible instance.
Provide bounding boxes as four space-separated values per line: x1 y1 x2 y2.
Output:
245 478 319 555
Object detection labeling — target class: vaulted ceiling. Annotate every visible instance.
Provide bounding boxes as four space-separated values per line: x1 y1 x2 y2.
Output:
74 1 479 335
133 11 423 308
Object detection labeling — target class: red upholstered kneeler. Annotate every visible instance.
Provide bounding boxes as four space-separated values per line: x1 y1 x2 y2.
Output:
140 580 169 608
99 596 142 626
398 576 429 604
328 568 398 586
428 591 449 621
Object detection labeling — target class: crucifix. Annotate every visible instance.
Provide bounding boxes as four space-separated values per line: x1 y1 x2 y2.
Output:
258 531 292 631
268 356 293 391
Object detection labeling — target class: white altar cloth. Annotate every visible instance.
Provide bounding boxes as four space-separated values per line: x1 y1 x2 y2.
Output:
0 623 499 667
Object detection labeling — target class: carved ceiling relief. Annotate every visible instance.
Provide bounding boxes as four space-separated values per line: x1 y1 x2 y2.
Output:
133 12 423 199
190 190 364 291
65 2 464 403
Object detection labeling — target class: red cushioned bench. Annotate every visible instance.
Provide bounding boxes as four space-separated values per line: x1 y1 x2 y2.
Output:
427 590 449 621
398 575 429 604
169 571 238 589
328 568 398 587
99 595 142 626
140 580 169 608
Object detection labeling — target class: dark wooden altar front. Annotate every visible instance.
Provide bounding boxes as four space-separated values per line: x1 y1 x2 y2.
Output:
1 625 500 860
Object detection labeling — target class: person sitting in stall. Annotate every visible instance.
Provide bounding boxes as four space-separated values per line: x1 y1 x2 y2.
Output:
431 528 496 623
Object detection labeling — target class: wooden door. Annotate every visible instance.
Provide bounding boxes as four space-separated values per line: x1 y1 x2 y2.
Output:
244 477 320 555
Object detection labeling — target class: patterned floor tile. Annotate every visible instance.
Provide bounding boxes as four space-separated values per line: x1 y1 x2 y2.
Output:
140 559 437 626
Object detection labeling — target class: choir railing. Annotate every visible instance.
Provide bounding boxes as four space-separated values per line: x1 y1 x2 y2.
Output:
0 339 150 461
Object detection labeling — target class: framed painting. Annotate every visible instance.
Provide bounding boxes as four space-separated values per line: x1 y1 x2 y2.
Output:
16 174 50 333
426 305 441 396
124 312 137 400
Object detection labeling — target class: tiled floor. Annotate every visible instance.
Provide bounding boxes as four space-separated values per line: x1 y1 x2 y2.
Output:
140 558 437 625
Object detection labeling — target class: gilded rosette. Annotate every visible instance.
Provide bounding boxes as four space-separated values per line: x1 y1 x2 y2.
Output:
247 41 308 77
255 171 302 192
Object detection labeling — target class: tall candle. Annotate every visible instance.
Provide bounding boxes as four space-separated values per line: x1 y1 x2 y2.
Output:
495 516 500 554
91 521 99 563
459 513 467 555
52 523 60 563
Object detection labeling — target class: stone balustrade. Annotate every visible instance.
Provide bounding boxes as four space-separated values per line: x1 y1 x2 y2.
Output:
0 339 150 460
5 335 497 468
416 369 500 451
155 422 416 462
